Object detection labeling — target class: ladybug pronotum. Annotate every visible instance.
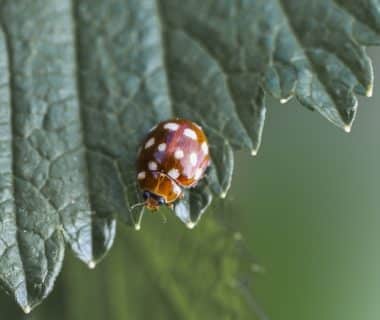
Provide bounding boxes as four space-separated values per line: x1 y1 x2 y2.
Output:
136 119 210 211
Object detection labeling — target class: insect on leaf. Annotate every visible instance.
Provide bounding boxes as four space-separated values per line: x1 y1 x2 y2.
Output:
0 0 379 311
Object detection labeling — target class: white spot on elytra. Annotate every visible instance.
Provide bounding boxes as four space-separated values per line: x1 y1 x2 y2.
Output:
164 122 179 131
173 183 181 195
184 128 197 140
171 180 181 194
174 148 184 159
158 143 166 152
168 168 180 179
145 137 155 149
137 171 146 180
201 142 208 155
194 168 203 180
149 124 158 132
189 153 197 166
148 161 158 170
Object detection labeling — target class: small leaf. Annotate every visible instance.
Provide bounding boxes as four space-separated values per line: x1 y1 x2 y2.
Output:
174 180 212 228
206 129 234 198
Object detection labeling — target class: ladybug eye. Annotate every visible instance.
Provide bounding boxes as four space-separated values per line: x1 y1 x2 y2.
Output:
142 191 150 200
157 197 165 206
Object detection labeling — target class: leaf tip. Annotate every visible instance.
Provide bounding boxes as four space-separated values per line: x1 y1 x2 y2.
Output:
134 223 141 231
88 261 96 269
366 84 373 97
344 125 352 133
220 191 227 199
23 305 32 314
251 149 257 156
186 221 196 229
280 96 292 104
251 263 266 274
233 232 243 241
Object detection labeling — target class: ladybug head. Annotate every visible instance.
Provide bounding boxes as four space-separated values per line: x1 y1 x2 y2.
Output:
142 191 165 211
137 171 182 211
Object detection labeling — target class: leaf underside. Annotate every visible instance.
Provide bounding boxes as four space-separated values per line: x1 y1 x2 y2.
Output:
0 0 379 312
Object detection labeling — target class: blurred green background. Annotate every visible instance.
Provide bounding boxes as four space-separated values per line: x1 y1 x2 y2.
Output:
1 50 379 320
233 48 380 320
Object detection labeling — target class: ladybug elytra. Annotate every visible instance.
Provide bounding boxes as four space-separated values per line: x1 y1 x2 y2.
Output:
136 119 210 211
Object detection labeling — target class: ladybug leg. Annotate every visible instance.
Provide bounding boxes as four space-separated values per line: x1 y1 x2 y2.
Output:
179 192 185 199
160 211 168 224
167 203 174 210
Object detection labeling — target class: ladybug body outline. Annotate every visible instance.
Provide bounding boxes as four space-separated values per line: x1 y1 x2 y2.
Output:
136 119 210 211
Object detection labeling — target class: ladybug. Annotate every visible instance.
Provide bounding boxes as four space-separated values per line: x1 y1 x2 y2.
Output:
136 119 210 211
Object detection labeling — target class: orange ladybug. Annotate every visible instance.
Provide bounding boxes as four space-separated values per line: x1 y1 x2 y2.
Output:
136 119 210 211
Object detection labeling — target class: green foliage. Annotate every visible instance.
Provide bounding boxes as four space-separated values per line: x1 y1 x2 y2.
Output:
0 216 260 319
0 0 378 313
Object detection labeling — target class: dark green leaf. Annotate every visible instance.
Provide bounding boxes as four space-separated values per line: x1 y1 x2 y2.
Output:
0 0 379 311
206 129 235 198
174 180 212 228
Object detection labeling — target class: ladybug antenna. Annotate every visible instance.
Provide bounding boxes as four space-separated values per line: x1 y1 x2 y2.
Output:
130 202 146 230
130 201 145 211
